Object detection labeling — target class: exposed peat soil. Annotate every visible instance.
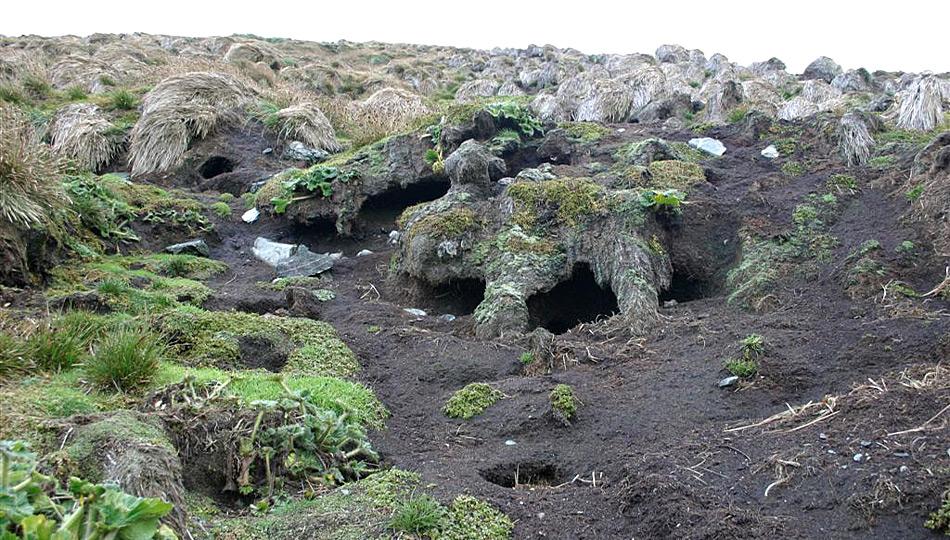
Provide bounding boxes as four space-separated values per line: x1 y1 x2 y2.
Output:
142 121 949 538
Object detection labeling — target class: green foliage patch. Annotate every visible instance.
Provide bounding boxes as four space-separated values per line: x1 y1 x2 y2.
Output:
443 383 503 419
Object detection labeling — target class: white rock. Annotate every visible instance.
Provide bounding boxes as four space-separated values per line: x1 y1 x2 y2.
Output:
252 237 296 267
688 137 727 156
388 230 400 244
403 308 427 317
242 207 260 223
504 440 517 446
760 145 779 159
356 249 373 257
718 376 739 388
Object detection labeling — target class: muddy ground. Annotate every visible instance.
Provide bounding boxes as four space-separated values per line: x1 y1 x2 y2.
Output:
170 119 950 539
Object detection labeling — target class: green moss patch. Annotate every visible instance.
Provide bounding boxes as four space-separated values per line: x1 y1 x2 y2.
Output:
443 382 503 419
159 307 359 377
647 160 706 190
549 384 578 420
507 177 606 229
559 121 609 144
406 206 480 242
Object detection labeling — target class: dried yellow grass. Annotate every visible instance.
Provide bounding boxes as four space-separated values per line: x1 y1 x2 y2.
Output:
50 103 121 171
129 71 254 176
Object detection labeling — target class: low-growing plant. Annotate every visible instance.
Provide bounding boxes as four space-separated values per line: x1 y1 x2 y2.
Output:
549 384 578 421
781 160 806 176
639 188 687 214
443 383 503 419
210 201 232 218
485 101 543 137
270 166 349 213
519 351 535 365
0 440 177 539
739 333 765 357
925 491 950 535
65 85 88 101
724 334 766 378
85 326 165 391
896 240 916 254
906 184 925 202
389 494 446 535
724 356 758 378
826 174 858 194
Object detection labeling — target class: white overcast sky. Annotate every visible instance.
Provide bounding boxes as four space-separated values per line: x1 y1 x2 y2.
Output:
3 0 948 74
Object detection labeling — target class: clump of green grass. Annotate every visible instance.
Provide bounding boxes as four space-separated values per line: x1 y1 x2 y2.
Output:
826 174 858 194
724 334 766 378
0 333 30 378
549 384 578 421
26 324 89 372
869 155 896 170
65 86 88 101
443 383 503 419
389 495 446 535
108 88 137 110
86 326 165 391
726 106 749 124
218 192 235 203
896 240 916 255
559 121 609 144
906 184 925 202
519 351 535 365
646 160 706 190
210 201 232 218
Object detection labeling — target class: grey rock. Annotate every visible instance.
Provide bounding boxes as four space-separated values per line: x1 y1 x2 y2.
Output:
438 314 457 322
388 230 401 244
276 246 335 278
832 69 873 93
656 44 688 64
899 465 909 473
624 138 677 166
718 376 739 388
802 56 842 83
689 137 727 156
253 237 296 267
760 145 779 159
444 140 507 197
262 147 273 155
356 249 373 257
635 93 693 123
853 453 864 462
165 239 210 257
403 308 427 317
866 93 894 113
282 141 329 163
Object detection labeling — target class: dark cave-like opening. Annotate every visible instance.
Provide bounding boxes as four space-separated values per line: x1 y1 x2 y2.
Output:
527 263 619 334
423 277 487 316
659 267 713 303
198 156 235 179
358 179 451 229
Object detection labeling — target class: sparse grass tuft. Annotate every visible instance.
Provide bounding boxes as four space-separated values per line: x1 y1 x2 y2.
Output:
108 88 137 111
210 201 232 217
26 322 89 373
0 333 30 379
550 384 578 421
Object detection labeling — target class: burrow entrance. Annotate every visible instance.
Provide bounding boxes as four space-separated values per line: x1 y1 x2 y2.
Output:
237 336 287 372
527 263 619 334
410 277 486 316
198 156 235 179
659 207 741 304
358 179 450 230
480 460 567 488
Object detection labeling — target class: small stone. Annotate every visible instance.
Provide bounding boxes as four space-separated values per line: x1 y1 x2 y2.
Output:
718 376 739 388
282 141 329 163
249 179 268 192
504 440 517 446
761 145 779 159
165 239 210 257
388 230 400 244
262 147 273 155
819 432 828 440
663 299 678 308
899 465 909 473
404 308 427 317
497 177 514 186
617 128 626 133
242 207 260 223
438 314 457 322
860 440 872 447
893 452 909 458
356 249 373 257
688 137 727 156
853 453 863 462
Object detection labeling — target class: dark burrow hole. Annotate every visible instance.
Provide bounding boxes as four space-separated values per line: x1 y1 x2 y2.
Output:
358 179 450 229
527 263 619 334
412 277 486 316
198 156 235 179
236 336 287 372
659 268 714 303
480 460 566 488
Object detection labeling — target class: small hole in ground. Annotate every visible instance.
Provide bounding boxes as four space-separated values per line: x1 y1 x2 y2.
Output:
237 336 287 372
198 156 235 179
527 263 619 334
480 461 566 488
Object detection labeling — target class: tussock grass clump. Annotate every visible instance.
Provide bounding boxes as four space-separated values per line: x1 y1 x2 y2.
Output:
86 326 165 391
253 99 343 153
898 76 943 132
443 382 503 419
837 112 875 166
26 323 88 372
0 333 30 379
50 103 122 171
389 495 446 535
129 72 254 176
346 87 431 147
0 105 69 228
